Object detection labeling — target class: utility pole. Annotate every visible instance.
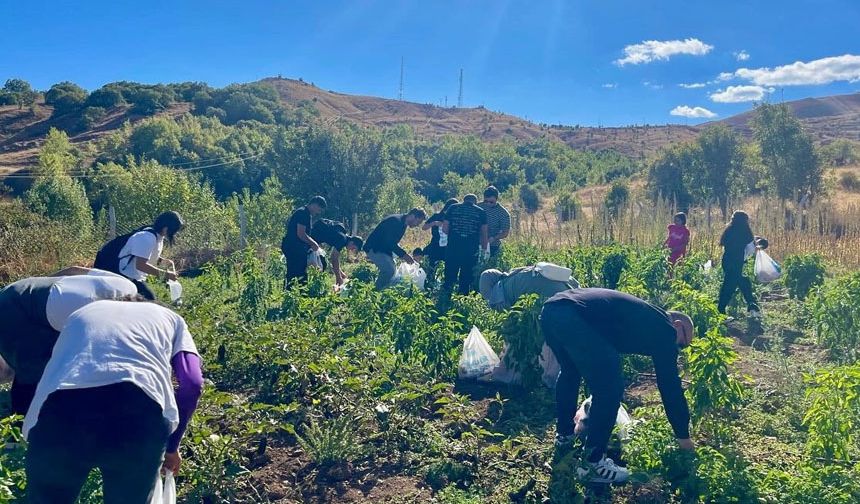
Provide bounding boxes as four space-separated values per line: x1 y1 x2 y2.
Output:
399 57 404 101
457 69 463 108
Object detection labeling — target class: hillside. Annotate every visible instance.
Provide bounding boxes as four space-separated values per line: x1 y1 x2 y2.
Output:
2 77 859 176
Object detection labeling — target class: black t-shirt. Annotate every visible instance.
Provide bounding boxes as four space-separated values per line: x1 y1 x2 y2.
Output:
311 219 349 251
284 207 312 252
545 288 689 439
445 203 486 252
720 225 754 267
364 214 408 257
427 212 446 248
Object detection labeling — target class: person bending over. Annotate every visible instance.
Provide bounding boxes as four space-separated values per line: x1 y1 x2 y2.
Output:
23 297 203 504
540 288 695 484
363 208 427 290
282 196 327 285
309 217 363 286
0 269 137 414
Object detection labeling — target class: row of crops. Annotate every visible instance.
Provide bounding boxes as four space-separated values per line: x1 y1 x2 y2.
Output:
2 243 860 503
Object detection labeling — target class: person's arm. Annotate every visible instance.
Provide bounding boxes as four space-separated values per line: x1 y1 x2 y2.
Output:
496 209 511 240
653 348 692 444
442 220 450 234
163 352 204 473
135 257 177 281
480 223 489 250
297 224 320 251
330 249 345 284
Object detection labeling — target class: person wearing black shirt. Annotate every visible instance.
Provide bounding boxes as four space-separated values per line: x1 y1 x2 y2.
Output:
717 211 767 317
309 219 363 286
281 196 327 285
363 208 427 290
442 194 488 294
540 288 695 484
422 198 458 281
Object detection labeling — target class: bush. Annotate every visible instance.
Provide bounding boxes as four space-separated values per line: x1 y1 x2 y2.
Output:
24 175 93 239
86 87 125 108
604 180 629 217
809 272 860 362
77 106 107 131
45 81 88 116
555 192 581 221
782 254 826 300
518 184 541 213
840 171 860 192
802 363 860 461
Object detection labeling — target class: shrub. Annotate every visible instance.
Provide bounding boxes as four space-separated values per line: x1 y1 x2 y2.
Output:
782 254 826 299
86 87 125 108
840 171 860 192
297 415 363 466
24 175 93 239
45 81 87 116
802 363 860 461
555 192 580 221
499 294 543 388
684 326 745 421
600 245 630 289
604 179 629 217
808 272 860 362
518 184 541 213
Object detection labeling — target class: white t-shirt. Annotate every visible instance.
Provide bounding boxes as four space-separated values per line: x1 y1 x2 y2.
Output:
45 275 138 331
118 231 164 281
24 300 198 438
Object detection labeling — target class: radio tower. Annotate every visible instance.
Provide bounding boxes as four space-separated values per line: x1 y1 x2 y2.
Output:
398 57 404 101
457 69 464 108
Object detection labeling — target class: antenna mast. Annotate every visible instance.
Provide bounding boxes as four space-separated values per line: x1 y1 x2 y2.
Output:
457 69 463 108
399 57 404 101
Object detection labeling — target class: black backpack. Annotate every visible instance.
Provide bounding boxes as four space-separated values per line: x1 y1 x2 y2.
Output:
94 227 158 275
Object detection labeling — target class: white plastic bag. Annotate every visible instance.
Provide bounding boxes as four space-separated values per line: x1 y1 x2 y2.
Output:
458 326 500 379
439 229 449 247
481 343 560 388
150 471 176 504
167 280 183 303
754 249 782 283
393 262 427 290
535 262 573 282
574 396 634 441
744 241 756 260
540 344 561 388
307 249 326 270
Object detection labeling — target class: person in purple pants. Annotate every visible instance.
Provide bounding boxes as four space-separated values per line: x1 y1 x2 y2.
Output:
23 298 204 504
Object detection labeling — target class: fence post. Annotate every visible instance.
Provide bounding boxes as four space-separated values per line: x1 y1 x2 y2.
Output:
108 205 116 239
239 204 248 248
352 213 358 236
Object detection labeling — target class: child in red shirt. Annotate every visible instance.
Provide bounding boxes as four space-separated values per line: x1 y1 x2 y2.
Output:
665 212 690 264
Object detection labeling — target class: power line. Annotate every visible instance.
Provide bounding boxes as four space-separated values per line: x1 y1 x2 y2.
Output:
0 151 266 179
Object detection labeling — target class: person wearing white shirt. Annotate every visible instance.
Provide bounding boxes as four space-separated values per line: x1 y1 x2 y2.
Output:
23 299 203 504
115 211 184 300
0 268 137 414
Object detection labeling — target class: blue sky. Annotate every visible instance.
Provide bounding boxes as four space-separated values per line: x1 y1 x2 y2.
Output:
2 0 859 126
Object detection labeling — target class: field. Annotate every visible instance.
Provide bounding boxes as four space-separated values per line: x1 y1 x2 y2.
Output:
3 237 859 504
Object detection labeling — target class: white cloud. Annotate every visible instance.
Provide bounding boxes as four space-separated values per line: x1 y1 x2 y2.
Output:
602 83 617 89
643 81 664 90
715 72 735 82
615 38 714 66
679 82 707 89
734 50 750 61
709 85 773 103
670 105 718 119
733 54 860 86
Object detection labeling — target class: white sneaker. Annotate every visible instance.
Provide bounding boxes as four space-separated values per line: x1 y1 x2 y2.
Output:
576 456 630 484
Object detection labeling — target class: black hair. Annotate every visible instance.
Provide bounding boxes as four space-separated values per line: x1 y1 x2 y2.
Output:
347 235 364 250
153 211 185 246
483 186 500 199
413 247 424 256
309 196 327 208
720 210 752 244
463 194 478 204
674 212 687 226
408 207 427 220
442 198 459 213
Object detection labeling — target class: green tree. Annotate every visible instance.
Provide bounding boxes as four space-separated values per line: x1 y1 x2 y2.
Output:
2 78 39 109
819 139 859 167
519 183 541 213
646 144 696 210
24 176 93 238
604 180 630 217
45 81 88 116
693 125 744 218
752 103 822 202
86 87 125 108
35 128 78 176
271 125 387 230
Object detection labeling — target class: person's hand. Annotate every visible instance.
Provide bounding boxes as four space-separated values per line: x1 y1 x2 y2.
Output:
163 451 182 474
164 259 176 271
677 438 695 451
673 320 693 347
403 254 415 265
